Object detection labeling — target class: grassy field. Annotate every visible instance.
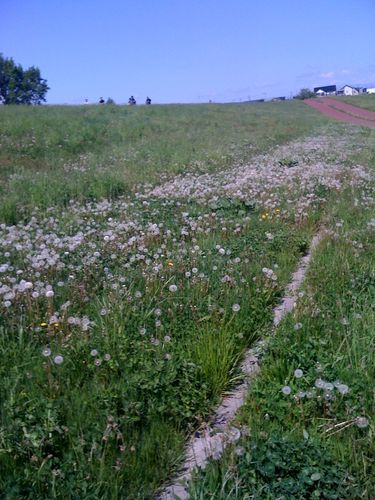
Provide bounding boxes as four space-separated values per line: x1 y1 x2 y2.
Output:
189 188 375 499
0 102 373 499
334 94 375 112
0 101 327 223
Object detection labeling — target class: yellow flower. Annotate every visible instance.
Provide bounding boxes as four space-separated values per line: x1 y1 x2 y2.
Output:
167 261 174 268
40 322 48 327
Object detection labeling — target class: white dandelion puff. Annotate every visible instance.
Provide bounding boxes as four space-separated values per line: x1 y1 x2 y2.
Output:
355 417 369 429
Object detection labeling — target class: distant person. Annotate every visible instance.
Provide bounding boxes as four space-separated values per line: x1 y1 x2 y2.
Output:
128 96 136 105
84 98 89 104
145 96 151 105
99 97 105 104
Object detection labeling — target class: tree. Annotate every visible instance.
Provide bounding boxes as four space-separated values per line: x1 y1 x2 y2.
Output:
0 54 49 104
294 88 316 100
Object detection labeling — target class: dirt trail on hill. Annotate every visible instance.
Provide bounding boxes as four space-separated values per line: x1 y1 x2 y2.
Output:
322 97 375 121
305 97 375 128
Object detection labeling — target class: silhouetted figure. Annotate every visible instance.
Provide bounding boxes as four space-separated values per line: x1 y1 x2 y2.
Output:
145 96 151 105
128 96 136 105
99 97 105 104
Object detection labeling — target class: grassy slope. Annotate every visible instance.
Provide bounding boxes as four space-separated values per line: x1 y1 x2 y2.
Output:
0 101 327 223
188 135 375 498
2 102 372 498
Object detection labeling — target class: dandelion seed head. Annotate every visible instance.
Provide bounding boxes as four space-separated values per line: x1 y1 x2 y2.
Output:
282 385 292 395
294 369 303 379
355 417 369 429
232 303 241 313
315 378 325 389
311 472 321 482
324 392 334 401
337 384 349 395
235 446 245 456
54 355 64 365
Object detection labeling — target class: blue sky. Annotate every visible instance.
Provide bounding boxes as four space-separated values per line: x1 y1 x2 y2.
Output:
1 0 375 104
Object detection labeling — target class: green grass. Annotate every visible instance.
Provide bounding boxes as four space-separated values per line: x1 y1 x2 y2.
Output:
188 185 375 498
0 102 373 498
0 195 317 497
0 101 328 223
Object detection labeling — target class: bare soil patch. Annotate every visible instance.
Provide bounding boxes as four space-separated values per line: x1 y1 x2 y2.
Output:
305 98 375 128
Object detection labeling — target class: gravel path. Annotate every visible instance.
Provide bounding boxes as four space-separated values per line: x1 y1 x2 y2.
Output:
305 97 375 128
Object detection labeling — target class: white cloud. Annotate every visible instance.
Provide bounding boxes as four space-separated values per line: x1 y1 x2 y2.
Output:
320 71 335 79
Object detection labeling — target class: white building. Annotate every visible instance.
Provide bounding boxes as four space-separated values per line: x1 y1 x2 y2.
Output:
340 85 360 96
367 88 375 94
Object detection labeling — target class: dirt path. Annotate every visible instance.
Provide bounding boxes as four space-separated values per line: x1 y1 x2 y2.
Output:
305 97 375 128
323 97 375 121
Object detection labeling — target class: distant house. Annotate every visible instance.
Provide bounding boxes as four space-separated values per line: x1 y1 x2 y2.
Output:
272 96 286 101
367 88 375 94
338 85 363 96
313 85 337 96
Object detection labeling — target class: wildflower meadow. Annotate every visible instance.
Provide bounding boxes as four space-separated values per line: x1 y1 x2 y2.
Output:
0 100 373 498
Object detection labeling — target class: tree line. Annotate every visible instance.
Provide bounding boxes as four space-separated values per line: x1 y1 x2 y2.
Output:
0 54 49 105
